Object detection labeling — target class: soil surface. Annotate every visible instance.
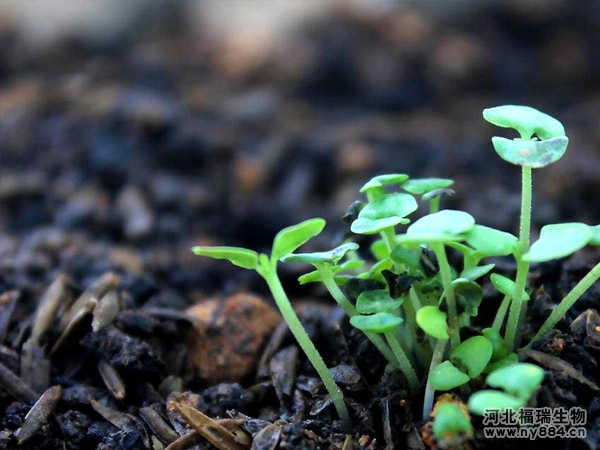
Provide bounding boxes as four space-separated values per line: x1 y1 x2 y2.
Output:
1 2 600 449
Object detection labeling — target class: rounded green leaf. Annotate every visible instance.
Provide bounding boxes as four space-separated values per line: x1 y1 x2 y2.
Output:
523 222 592 262
390 246 422 268
433 403 473 441
453 278 483 317
468 391 525 415
351 193 417 235
451 336 493 378
356 289 403 314
408 210 475 237
401 178 454 195
350 312 402 333
486 363 544 400
416 306 449 340
281 243 359 265
464 225 518 257
429 361 470 391
360 174 409 192
272 218 326 261
490 274 530 301
460 264 495 281
490 136 569 168
482 328 509 362
483 105 565 140
192 246 259 270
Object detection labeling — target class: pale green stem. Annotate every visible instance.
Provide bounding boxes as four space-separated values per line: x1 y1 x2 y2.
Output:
429 196 441 214
318 266 399 369
526 261 600 348
492 294 511 332
505 166 532 350
261 267 352 430
384 330 420 391
382 227 397 254
432 243 460 348
422 338 448 420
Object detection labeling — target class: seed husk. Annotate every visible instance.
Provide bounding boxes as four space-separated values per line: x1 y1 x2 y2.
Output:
98 359 126 401
15 385 62 444
140 406 179 445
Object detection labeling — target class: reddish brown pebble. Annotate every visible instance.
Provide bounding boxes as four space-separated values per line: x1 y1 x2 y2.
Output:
186 293 281 383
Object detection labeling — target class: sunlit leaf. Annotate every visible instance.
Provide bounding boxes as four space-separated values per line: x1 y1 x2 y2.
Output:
523 222 592 262
429 361 470 391
272 218 326 261
483 105 565 140
486 363 544 400
464 225 518 257
192 246 259 270
416 305 449 340
451 336 493 378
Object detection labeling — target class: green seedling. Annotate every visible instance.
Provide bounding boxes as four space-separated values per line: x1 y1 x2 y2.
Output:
432 402 474 447
193 219 352 430
468 363 544 415
194 105 600 436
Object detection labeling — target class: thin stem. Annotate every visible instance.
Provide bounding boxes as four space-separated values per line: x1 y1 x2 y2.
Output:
505 165 532 350
422 338 448 420
432 243 460 348
384 331 420 391
526 260 600 347
318 266 399 369
491 294 511 332
382 227 397 254
262 268 352 430
429 196 441 214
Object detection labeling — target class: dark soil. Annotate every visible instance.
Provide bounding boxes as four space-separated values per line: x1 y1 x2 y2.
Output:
1 2 600 449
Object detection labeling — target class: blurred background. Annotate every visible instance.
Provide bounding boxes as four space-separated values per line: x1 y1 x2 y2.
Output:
1 0 600 296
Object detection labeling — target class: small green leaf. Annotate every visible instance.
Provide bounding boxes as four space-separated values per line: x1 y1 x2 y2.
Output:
523 222 592 262
192 246 259 270
360 174 409 192
272 218 326 261
460 264 495 281
416 306 449 339
429 361 470 391
483 105 565 140
490 274 530 301
401 178 454 195
351 193 418 235
486 363 544 400
453 278 483 317
468 391 525 415
490 136 569 168
407 210 475 237
281 243 359 265
464 225 518 257
433 403 473 442
451 336 493 378
350 312 403 333
298 270 322 285
356 289 403 314
482 328 509 362
371 240 389 260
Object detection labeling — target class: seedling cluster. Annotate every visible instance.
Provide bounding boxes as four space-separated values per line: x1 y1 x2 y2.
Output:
193 105 599 439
